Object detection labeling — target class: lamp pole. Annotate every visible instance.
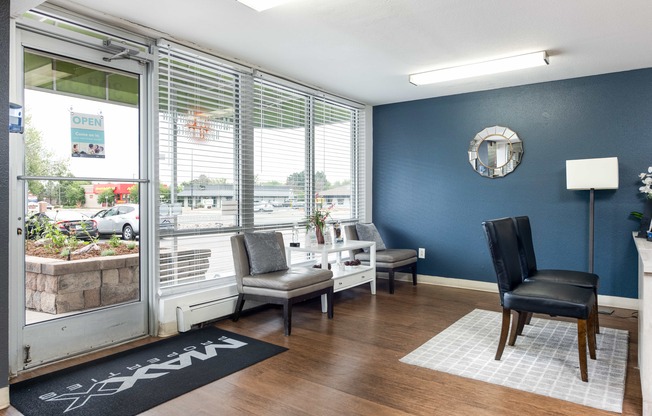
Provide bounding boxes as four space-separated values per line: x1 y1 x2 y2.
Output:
588 188 595 274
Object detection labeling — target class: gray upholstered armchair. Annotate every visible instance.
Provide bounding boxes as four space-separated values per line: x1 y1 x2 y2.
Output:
230 232 334 336
344 224 417 294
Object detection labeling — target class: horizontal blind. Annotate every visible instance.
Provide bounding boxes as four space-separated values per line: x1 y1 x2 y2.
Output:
353 108 367 221
158 41 243 288
313 97 361 224
252 79 309 228
157 42 367 290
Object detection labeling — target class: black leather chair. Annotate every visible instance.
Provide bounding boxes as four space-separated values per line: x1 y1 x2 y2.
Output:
512 216 600 332
482 217 597 382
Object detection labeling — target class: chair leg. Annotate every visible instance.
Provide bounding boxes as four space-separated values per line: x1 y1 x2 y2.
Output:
508 311 524 346
577 318 589 382
516 311 528 336
388 270 395 294
588 306 597 360
495 308 511 360
232 293 245 322
283 300 292 336
327 287 334 319
517 312 532 335
411 264 417 286
594 288 600 334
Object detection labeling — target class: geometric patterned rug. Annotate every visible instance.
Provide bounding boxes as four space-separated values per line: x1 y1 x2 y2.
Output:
400 309 628 413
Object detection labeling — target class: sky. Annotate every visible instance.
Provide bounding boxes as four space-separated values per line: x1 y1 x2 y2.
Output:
25 89 351 187
25 89 140 180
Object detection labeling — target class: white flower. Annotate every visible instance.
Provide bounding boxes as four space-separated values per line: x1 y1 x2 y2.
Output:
640 166 652 199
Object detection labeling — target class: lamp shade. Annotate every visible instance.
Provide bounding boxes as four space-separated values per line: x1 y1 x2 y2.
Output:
566 157 619 190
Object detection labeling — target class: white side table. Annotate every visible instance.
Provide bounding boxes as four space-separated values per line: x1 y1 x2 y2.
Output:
286 240 376 312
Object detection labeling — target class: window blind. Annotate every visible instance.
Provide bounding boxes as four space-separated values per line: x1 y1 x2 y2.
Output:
157 41 366 290
252 79 308 227
158 41 244 287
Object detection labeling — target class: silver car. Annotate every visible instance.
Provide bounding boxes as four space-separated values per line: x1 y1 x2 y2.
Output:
94 204 140 240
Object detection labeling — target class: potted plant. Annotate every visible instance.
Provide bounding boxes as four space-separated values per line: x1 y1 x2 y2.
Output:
306 207 331 244
633 166 652 238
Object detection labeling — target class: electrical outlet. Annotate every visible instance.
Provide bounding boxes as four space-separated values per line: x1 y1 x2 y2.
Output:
418 248 425 259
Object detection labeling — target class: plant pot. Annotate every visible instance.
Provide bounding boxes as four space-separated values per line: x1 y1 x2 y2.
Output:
638 199 652 238
315 226 325 244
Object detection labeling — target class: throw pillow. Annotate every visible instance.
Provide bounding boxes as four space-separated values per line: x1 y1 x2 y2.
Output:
355 223 387 252
243 232 289 275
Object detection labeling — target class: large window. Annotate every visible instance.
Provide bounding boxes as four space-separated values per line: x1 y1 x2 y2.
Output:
158 41 366 290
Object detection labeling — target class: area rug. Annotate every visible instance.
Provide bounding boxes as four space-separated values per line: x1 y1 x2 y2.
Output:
400 309 628 413
11 327 287 416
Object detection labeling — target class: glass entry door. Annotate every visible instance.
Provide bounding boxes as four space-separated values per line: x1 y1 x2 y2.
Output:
10 29 150 371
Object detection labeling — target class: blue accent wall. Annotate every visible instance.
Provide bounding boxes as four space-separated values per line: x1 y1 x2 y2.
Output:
372 69 652 299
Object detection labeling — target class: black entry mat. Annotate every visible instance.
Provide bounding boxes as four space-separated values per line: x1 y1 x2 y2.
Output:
10 327 287 416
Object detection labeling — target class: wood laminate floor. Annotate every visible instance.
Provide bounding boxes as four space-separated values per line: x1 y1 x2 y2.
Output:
1 281 643 415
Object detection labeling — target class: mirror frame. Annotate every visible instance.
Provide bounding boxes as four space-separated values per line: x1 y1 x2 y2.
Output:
468 125 523 178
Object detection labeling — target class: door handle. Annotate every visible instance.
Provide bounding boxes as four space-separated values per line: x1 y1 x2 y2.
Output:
17 227 23 235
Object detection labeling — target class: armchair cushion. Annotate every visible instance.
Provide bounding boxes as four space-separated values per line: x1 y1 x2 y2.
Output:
243 267 333 291
243 232 288 275
355 223 387 252
355 248 416 263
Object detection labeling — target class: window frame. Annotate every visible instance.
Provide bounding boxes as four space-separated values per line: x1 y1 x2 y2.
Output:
157 41 368 293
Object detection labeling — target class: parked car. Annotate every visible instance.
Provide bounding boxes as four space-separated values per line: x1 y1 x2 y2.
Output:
159 203 182 230
26 210 99 240
94 204 140 240
254 202 274 212
91 209 107 219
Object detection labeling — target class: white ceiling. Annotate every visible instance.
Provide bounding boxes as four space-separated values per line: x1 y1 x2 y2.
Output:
47 0 652 106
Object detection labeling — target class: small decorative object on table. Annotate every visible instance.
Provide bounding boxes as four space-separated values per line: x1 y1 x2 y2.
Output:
333 221 343 243
306 203 331 245
290 223 300 247
634 166 652 238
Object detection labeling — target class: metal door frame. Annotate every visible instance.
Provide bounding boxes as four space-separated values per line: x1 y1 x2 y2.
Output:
9 20 156 372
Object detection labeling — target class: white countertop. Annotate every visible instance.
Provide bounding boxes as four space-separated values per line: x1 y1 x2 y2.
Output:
633 233 652 273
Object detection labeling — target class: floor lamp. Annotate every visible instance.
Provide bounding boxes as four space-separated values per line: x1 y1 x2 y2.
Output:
566 157 619 273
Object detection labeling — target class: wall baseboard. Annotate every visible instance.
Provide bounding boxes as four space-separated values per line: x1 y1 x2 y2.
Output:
0 386 9 410
157 272 638 337
391 272 639 311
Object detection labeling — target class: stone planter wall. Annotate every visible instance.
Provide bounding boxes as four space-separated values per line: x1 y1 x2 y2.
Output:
26 254 140 314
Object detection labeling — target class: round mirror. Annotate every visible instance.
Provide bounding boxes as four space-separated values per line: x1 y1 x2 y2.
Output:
468 125 523 178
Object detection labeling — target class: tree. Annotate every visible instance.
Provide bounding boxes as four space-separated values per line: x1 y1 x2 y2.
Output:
286 171 304 187
129 184 139 203
315 171 330 192
286 170 330 191
159 184 171 203
24 115 73 200
98 188 116 205
60 181 88 207
179 176 229 187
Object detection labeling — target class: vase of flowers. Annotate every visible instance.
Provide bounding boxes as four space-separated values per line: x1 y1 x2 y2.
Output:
307 208 330 244
635 166 652 238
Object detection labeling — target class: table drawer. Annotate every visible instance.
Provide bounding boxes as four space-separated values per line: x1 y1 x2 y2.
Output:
334 270 374 292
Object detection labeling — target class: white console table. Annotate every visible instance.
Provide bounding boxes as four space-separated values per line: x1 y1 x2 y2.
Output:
634 233 652 415
286 240 376 312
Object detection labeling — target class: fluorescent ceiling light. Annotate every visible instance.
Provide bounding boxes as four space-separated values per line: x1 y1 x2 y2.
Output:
236 0 293 11
409 51 549 86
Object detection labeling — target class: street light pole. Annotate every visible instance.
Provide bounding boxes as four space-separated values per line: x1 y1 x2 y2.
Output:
190 149 194 210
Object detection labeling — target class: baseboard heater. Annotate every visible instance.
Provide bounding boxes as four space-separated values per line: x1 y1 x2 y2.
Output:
176 296 238 332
